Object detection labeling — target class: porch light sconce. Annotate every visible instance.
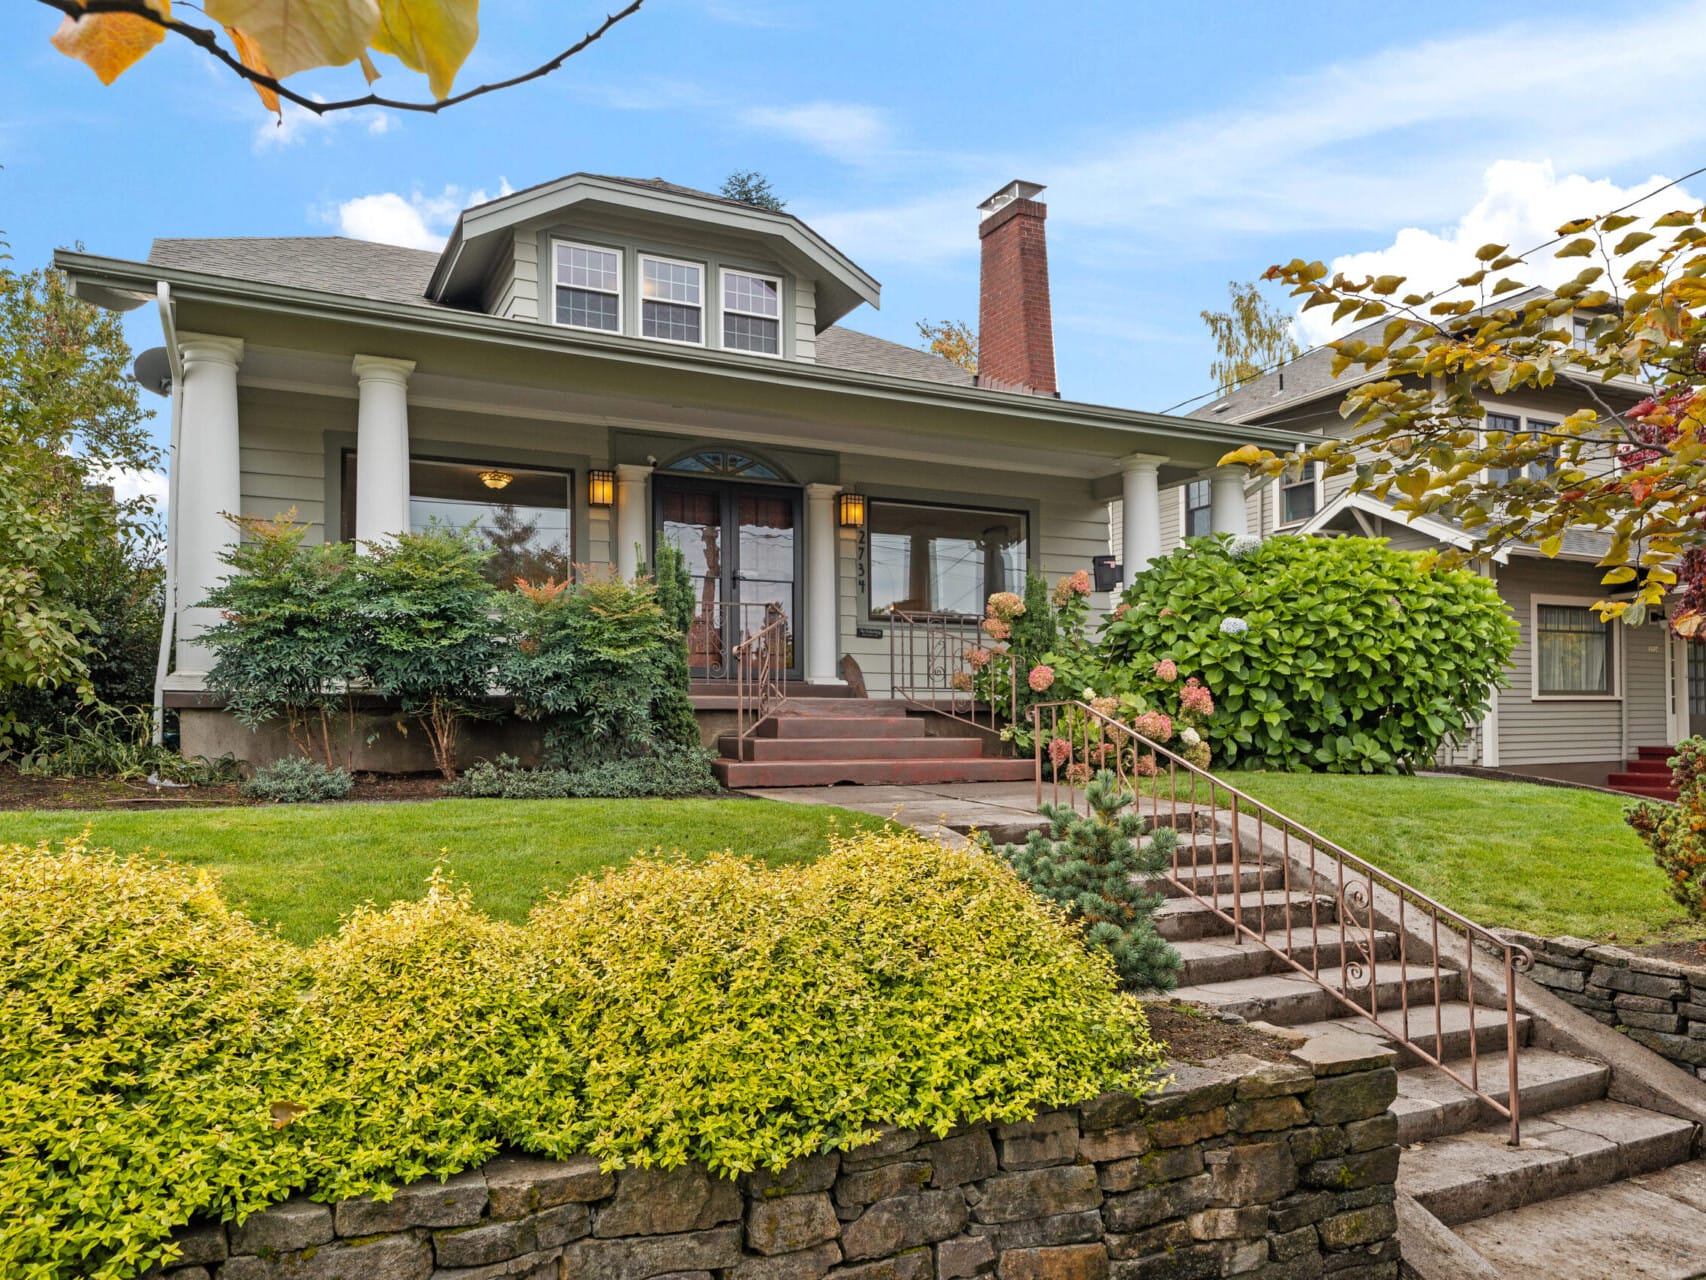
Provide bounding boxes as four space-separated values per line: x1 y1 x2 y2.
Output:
480 469 514 491
588 469 616 507
838 492 866 529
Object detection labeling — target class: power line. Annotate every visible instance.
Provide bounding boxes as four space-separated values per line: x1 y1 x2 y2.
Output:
1161 159 1706 418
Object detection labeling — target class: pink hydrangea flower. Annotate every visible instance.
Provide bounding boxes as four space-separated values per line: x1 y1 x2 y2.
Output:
981 617 1011 641
1180 682 1215 716
985 591 1025 621
1069 569 1093 595
1048 737 1072 767
1090 696 1120 718
1028 664 1055 692
1159 607 1174 618
1113 602 1129 619
950 672 974 692
1065 762 1093 787
1153 659 1178 682
1133 753 1160 778
966 647 992 670
1183 741 1212 770
1133 711 1173 743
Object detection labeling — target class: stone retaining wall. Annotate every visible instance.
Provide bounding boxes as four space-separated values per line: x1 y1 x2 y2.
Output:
1504 930 1706 1077
147 1036 1400 1280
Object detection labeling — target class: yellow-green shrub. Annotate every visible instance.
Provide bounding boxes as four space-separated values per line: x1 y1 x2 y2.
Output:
288 874 581 1201
524 827 1164 1174
0 838 306 1280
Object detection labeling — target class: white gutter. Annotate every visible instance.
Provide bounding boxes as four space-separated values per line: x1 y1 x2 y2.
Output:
151 282 183 746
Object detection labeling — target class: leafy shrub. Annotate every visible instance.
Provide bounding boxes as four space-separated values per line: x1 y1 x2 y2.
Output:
0 839 306 1280
17 704 238 784
446 748 719 799
995 771 1181 990
240 756 354 803
1627 738 1706 918
523 828 1163 1174
1101 534 1516 772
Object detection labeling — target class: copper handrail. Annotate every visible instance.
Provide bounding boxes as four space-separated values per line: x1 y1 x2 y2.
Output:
886 608 1017 733
1029 699 1534 1145
731 603 787 739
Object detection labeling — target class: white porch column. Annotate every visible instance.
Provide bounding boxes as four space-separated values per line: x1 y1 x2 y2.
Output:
615 463 654 580
352 355 415 546
1120 453 1166 580
804 483 844 686
173 333 244 676
1209 465 1250 536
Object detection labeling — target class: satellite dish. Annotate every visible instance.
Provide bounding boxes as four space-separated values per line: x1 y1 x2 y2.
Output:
133 347 172 397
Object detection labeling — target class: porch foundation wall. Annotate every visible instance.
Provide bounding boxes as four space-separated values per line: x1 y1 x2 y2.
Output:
178 708 542 774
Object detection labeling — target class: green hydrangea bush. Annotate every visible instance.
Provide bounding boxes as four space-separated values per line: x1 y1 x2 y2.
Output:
1101 534 1516 772
1627 738 1706 919
0 829 1164 1279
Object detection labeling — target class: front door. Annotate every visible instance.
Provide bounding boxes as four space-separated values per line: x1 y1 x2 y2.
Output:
655 476 800 679
1690 643 1706 739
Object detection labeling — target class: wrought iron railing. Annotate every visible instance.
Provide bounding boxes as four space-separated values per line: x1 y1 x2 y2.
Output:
731 602 788 739
1030 699 1535 1145
887 609 1017 732
695 601 794 682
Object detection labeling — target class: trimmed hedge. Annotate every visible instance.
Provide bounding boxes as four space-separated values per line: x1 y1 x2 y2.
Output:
0 831 1161 1279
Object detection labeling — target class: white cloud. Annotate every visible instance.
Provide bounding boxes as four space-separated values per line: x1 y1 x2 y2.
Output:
738 101 890 163
254 99 399 151
97 465 169 513
324 180 515 250
1294 161 1698 344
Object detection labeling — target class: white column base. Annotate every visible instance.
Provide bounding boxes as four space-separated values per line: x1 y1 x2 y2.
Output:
1209 465 1250 536
803 483 843 686
615 463 654 580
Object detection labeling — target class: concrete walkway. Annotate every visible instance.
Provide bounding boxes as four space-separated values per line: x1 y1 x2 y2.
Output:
742 780 1053 847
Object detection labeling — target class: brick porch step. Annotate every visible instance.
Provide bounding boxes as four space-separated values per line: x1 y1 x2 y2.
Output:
713 756 1033 788
1621 758 1674 775
760 716 926 739
1637 745 1679 761
718 734 985 762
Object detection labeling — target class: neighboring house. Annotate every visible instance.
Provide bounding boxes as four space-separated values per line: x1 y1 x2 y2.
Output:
59 174 1310 778
1161 297 1697 795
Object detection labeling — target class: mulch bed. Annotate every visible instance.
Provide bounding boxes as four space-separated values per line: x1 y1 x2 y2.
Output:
1144 999 1296 1064
0 765 455 811
1619 939 1706 968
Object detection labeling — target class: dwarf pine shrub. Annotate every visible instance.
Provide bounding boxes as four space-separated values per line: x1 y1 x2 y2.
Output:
240 755 353 803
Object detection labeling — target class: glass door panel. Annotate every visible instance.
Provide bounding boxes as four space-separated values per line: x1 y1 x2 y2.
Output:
736 493 797 672
658 487 726 675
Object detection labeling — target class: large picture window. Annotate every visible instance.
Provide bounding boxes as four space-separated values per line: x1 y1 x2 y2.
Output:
1535 601 1615 697
867 500 1027 620
341 453 573 585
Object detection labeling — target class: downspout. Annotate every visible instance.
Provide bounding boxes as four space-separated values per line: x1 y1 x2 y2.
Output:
151 282 183 746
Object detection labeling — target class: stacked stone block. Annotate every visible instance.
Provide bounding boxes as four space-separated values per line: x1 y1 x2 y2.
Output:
146 1037 1399 1280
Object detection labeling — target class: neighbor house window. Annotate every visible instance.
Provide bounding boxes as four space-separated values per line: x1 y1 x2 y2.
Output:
1279 461 1318 525
867 500 1027 620
554 242 621 332
1535 602 1614 697
640 255 703 344
1487 413 1559 485
1183 479 1212 537
722 269 783 355
341 453 573 585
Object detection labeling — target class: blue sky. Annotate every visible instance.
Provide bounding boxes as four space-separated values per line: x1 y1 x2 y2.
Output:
7 0 1706 479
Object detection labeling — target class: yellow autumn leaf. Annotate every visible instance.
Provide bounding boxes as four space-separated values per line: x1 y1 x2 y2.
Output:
1216 444 1265 468
50 0 170 85
205 0 381 79
223 25 279 113
371 0 480 100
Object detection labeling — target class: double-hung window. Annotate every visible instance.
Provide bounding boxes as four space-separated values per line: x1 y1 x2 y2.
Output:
1278 460 1318 525
1487 412 1559 485
640 255 704 344
1534 601 1615 697
1183 479 1213 538
722 269 783 355
554 242 621 332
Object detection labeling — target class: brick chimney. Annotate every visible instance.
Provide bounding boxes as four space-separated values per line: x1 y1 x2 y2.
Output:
977 179 1057 396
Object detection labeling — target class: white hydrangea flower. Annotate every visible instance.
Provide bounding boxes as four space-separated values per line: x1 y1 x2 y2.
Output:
1219 616 1250 635
1181 727 1202 747
1226 535 1263 561
1081 687 1097 700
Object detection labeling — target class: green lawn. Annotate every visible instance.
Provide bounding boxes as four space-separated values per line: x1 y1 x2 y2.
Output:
1226 773 1699 943
0 797 872 944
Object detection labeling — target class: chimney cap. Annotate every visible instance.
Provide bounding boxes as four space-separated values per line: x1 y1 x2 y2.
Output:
978 179 1046 220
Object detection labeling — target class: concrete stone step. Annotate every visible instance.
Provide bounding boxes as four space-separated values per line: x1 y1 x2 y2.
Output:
1153 890 1334 942
1172 927 1399 987
1288 1000 1532 1066
1398 1099 1698 1227
1150 860 1291 900
1391 1049 1611 1145
714 756 1034 788
718 734 984 762
759 716 926 739
1452 1158 1706 1279
1170 962 1464 1028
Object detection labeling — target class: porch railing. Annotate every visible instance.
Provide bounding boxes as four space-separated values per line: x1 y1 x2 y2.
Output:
887 609 1017 733
1030 700 1535 1145
731 602 788 739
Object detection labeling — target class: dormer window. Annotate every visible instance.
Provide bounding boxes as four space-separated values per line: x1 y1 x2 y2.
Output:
640 255 704 345
723 269 783 355
554 241 621 332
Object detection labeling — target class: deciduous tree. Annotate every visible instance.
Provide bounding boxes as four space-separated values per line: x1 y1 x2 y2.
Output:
1201 279 1300 393
916 318 978 372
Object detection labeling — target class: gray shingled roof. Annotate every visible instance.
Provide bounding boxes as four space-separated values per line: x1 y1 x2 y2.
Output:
146 235 972 386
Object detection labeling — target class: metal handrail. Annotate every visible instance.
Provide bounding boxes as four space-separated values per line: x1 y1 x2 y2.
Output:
731 602 787 739
1030 699 1535 1145
887 608 1017 733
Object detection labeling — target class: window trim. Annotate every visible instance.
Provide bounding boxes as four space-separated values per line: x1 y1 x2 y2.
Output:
1180 477 1213 540
1483 409 1563 486
550 238 623 335
638 252 707 348
719 266 786 358
1530 593 1620 701
863 496 1031 623
1274 461 1322 530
